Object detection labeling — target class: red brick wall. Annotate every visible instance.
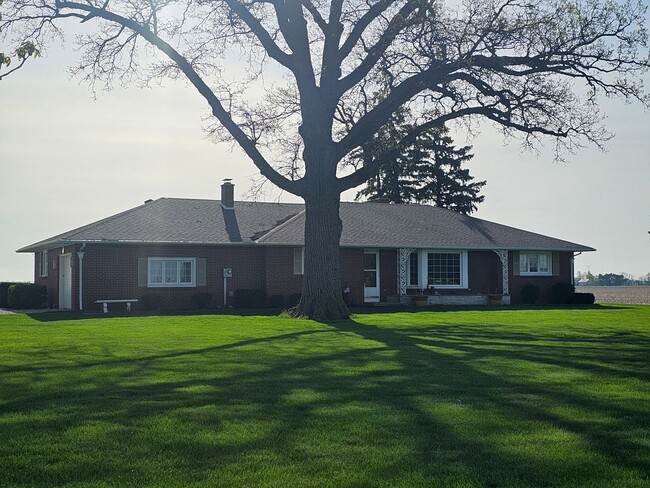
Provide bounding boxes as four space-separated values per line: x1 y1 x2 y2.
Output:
341 248 365 305
33 244 576 311
81 244 265 311
264 247 303 304
509 251 573 304
378 249 398 301
264 247 366 306
467 251 502 295
78 244 373 311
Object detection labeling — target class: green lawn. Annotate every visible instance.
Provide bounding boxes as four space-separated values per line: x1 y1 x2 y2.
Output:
1 306 649 487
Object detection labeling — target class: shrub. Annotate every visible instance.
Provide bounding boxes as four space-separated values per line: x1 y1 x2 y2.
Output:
573 292 596 305
267 295 285 308
550 281 576 304
520 284 540 305
140 293 161 311
7 283 48 309
232 289 267 308
0 282 19 308
287 293 302 307
191 292 212 309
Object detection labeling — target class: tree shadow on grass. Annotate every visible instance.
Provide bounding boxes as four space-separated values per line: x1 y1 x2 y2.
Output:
19 303 635 323
328 319 649 476
0 317 648 487
351 303 634 313
22 308 288 323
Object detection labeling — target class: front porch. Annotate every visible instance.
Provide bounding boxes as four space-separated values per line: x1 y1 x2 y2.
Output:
381 291 511 307
393 248 511 306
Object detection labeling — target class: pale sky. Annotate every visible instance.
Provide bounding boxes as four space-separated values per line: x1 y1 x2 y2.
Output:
1 25 649 282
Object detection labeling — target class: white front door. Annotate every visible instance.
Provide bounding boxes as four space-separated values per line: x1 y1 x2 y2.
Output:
363 251 380 303
59 254 72 309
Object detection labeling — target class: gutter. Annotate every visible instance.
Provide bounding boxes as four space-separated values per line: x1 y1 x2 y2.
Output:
571 252 583 286
77 244 86 311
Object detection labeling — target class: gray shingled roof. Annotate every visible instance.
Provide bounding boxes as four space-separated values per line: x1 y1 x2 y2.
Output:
17 198 303 252
259 202 595 251
17 198 594 252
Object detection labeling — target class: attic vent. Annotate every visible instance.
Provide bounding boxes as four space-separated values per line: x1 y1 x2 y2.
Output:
144 199 153 204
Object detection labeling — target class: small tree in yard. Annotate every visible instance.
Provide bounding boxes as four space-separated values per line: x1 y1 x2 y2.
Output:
1 0 648 319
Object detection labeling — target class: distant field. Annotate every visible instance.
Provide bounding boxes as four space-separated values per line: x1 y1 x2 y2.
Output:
579 286 650 305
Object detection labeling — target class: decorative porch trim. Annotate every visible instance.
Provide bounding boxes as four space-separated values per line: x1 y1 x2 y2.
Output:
398 248 416 295
492 249 510 298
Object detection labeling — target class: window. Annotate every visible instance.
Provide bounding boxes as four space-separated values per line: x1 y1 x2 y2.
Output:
148 258 196 287
519 252 551 275
407 250 468 289
428 252 461 286
293 248 304 275
39 251 48 278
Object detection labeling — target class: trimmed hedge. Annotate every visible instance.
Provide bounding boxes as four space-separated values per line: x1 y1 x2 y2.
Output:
191 292 212 309
267 295 285 308
140 293 161 311
550 281 576 304
573 292 596 305
0 282 19 308
520 284 540 305
287 293 302 308
233 289 267 308
7 283 48 309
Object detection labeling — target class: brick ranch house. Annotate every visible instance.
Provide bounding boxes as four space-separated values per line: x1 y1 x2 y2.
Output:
18 181 594 311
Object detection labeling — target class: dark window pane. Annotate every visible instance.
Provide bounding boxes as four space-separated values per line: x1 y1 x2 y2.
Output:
364 271 377 288
364 253 377 270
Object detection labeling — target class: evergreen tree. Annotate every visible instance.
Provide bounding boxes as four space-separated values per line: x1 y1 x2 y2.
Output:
357 121 486 214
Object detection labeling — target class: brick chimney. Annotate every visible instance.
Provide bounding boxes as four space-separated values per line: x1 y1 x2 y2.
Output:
221 179 234 209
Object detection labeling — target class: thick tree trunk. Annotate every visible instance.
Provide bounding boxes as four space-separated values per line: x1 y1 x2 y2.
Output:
292 193 350 320
290 98 350 320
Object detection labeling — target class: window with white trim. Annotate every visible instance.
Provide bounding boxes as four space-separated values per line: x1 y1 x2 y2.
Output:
407 250 468 289
148 258 196 287
519 252 551 275
39 251 48 278
428 252 462 286
293 248 304 275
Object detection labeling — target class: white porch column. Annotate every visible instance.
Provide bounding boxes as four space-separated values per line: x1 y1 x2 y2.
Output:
398 248 415 295
492 250 511 304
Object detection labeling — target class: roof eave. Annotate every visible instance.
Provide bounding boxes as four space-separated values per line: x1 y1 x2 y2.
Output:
253 241 596 252
16 239 82 253
17 238 260 253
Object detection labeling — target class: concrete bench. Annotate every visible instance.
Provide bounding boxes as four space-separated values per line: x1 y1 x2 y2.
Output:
96 299 139 313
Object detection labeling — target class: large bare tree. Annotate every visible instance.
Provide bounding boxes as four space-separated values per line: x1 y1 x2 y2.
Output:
1 0 648 318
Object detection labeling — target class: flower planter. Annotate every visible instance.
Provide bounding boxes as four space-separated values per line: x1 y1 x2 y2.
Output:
489 294 502 305
414 297 429 307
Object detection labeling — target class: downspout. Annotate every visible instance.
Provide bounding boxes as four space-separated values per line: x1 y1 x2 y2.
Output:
571 252 582 285
77 244 86 311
